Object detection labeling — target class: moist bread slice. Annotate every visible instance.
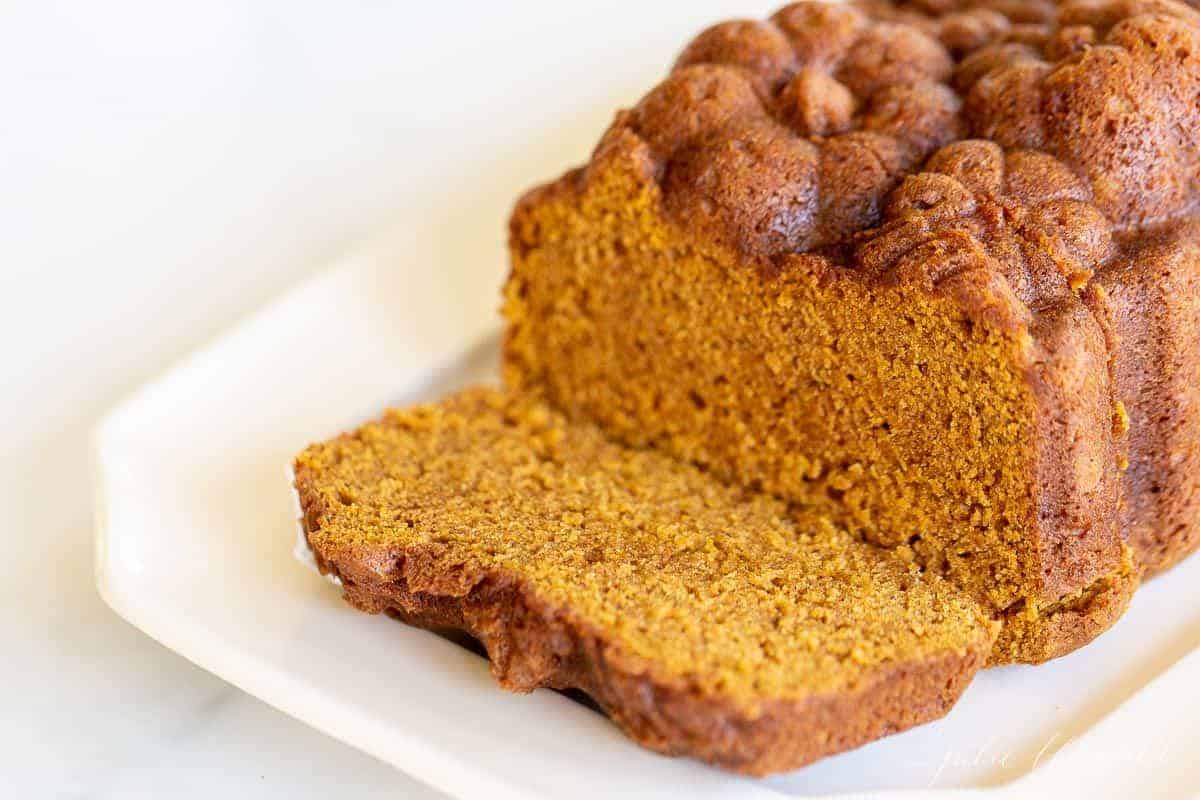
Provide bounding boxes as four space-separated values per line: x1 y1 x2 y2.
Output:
294 388 996 775
502 0 1200 663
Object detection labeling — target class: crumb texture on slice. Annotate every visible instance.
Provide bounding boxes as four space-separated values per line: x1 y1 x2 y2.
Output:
294 388 996 775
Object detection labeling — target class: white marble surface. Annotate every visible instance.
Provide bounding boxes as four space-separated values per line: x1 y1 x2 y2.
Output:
3 1 780 795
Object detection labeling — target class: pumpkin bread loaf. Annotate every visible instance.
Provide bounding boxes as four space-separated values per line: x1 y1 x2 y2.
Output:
294 388 996 776
292 0 1200 776
504 0 1200 663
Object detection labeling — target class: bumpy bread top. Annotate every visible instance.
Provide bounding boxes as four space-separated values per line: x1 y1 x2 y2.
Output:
584 0 1200 284
858 139 1113 312
960 0 1200 228
859 1 1058 55
608 2 964 256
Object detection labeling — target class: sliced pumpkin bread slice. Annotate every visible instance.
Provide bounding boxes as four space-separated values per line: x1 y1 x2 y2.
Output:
293 387 997 775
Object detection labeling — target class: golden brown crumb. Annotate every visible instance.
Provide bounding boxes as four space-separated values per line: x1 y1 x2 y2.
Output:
294 388 996 774
296 388 993 703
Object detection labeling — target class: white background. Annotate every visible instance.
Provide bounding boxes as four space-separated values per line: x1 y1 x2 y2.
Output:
0 1 763 796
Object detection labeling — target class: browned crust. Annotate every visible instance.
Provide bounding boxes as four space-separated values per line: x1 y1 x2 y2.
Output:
854 1 1058 58
991 544 1137 664
1099 220 1200 574
295 469 992 777
1026 300 1124 605
999 297 1133 662
591 1 1200 265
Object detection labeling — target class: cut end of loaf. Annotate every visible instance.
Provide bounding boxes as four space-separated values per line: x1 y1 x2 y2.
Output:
501 0 1200 661
504 137 1131 664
